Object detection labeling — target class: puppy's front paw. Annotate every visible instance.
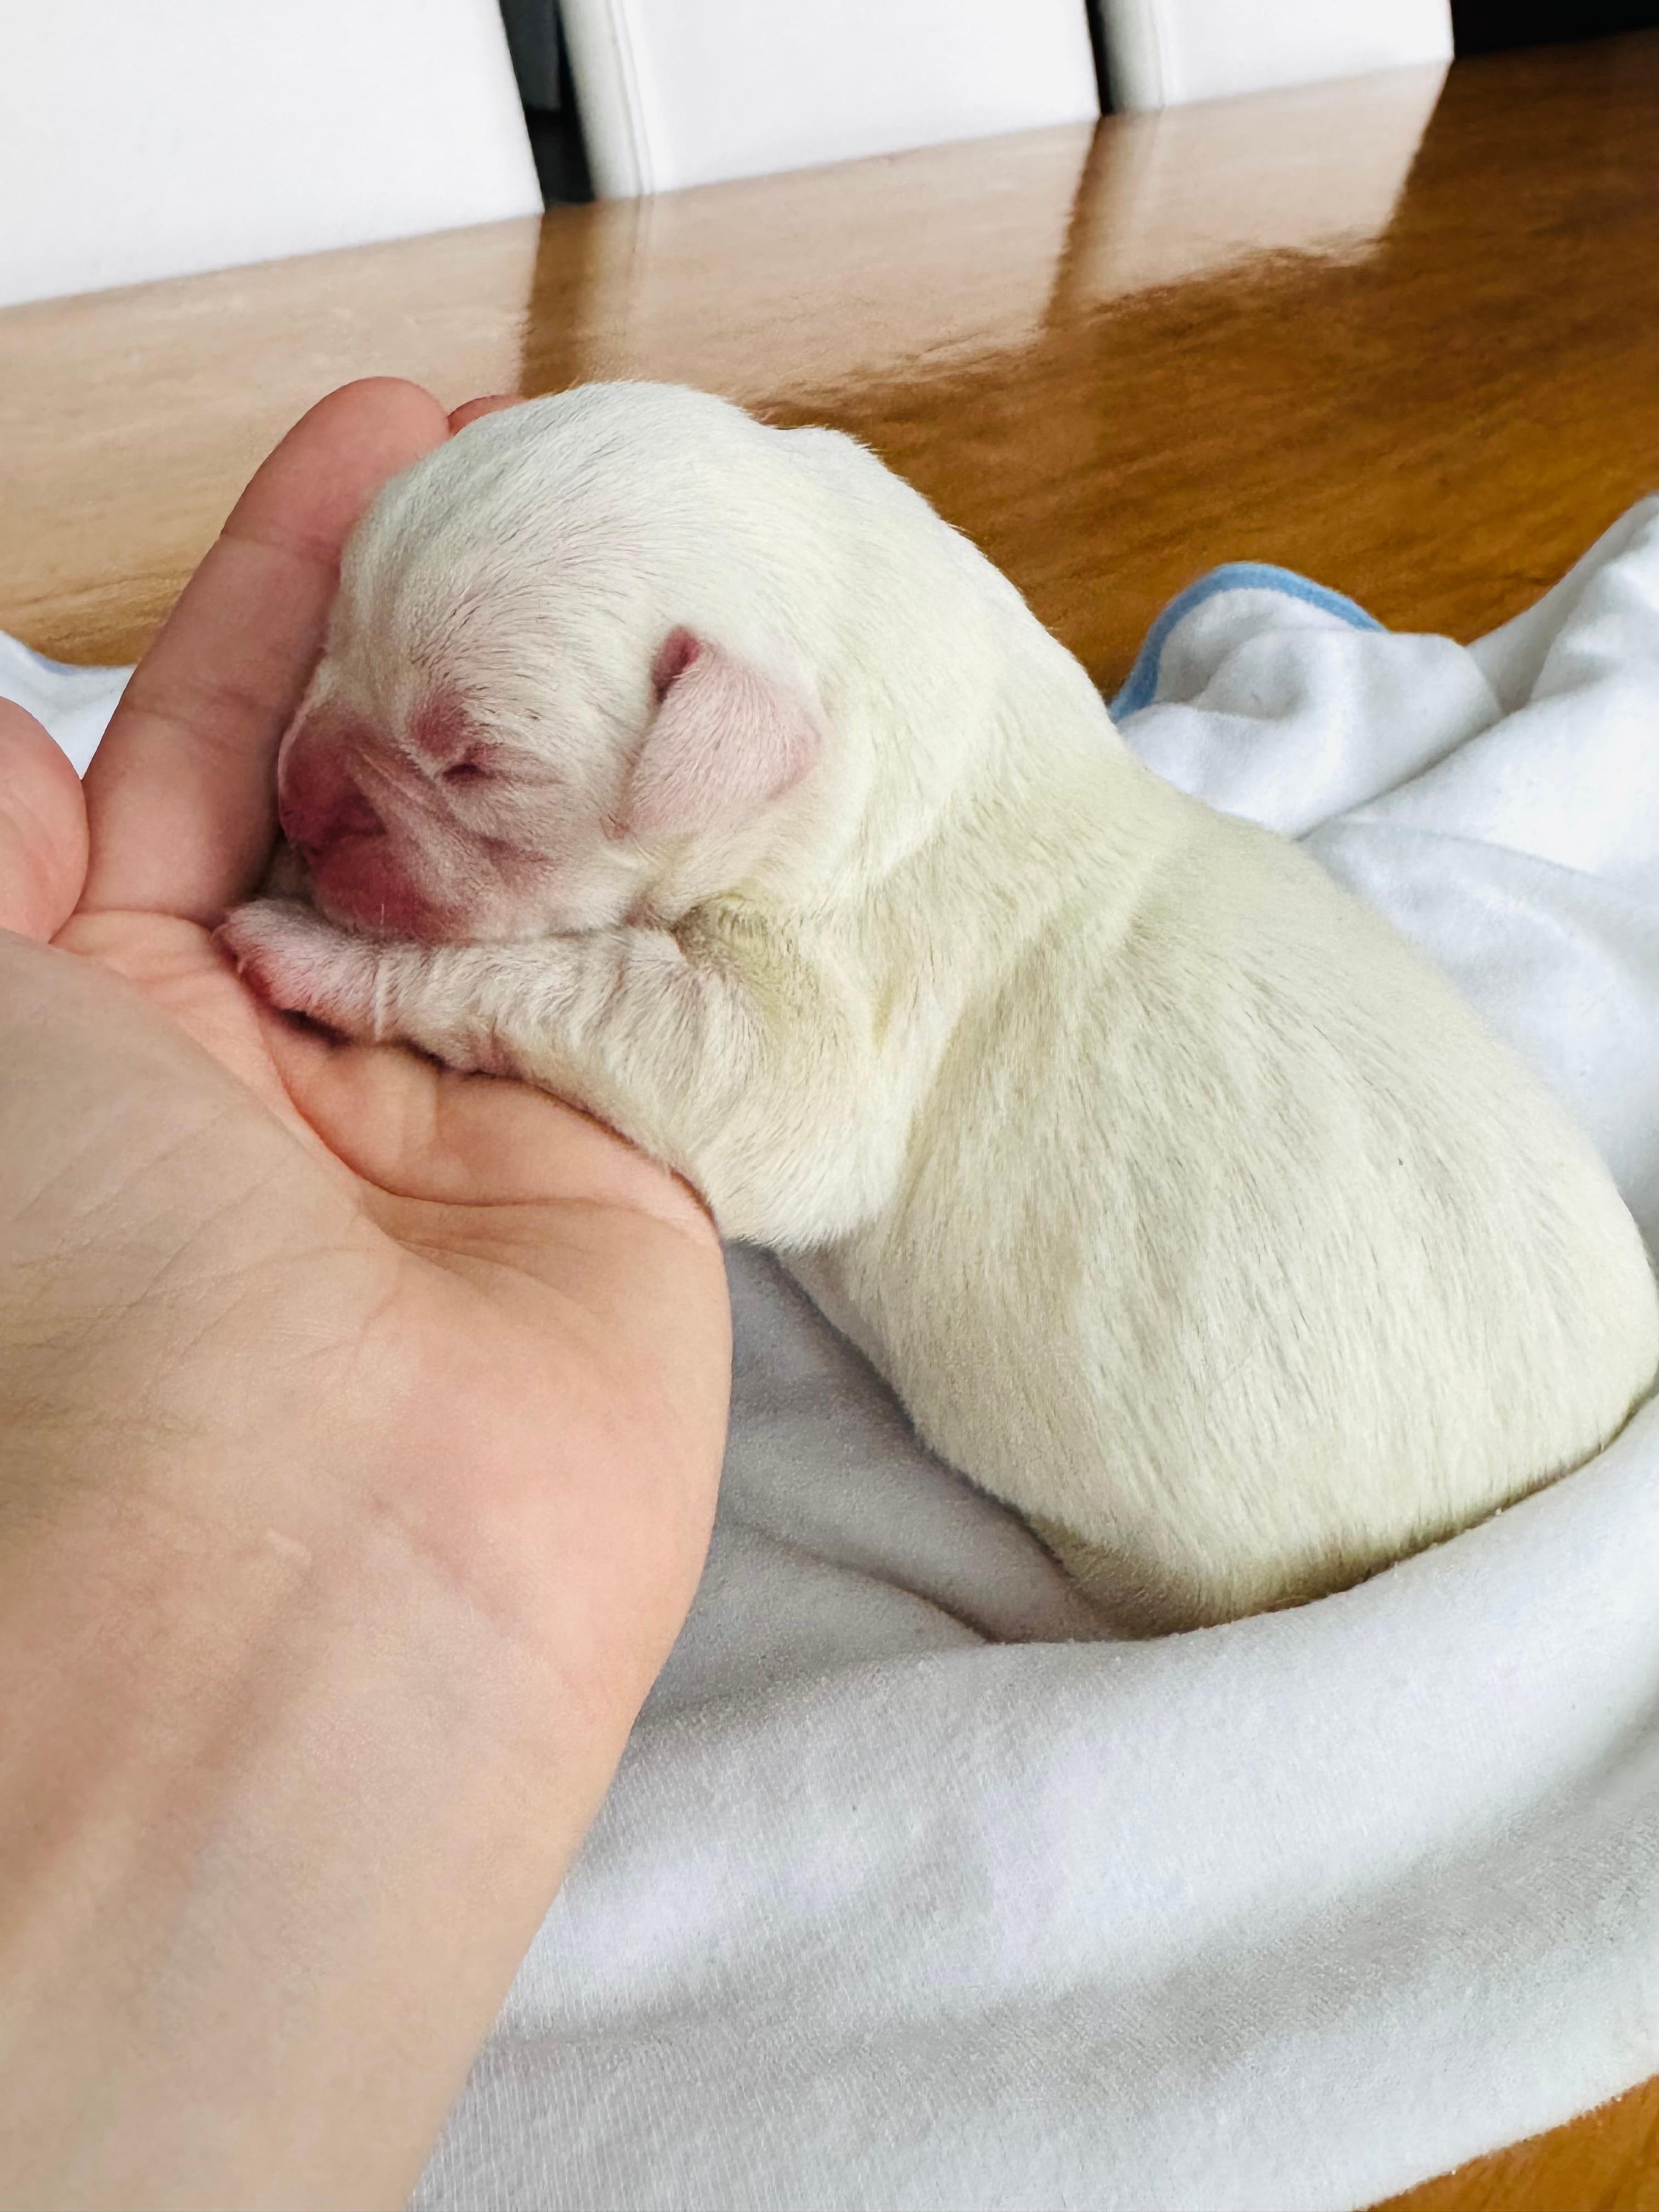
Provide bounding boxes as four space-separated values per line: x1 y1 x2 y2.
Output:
217 899 383 1039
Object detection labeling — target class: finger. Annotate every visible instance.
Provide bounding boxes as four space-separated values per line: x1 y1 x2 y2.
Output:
0 701 88 940
81 379 451 925
447 394 521 433
255 1007 718 1242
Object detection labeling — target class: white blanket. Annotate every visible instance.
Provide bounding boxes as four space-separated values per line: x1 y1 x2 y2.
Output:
8 501 1659 2212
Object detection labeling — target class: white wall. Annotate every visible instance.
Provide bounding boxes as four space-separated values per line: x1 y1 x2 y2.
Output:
1 0 540 308
562 0 1101 198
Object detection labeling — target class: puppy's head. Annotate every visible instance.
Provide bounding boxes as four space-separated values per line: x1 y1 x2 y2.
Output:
277 383 853 941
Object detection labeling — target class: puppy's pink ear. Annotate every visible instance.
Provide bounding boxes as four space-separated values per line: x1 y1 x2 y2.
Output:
622 628 820 840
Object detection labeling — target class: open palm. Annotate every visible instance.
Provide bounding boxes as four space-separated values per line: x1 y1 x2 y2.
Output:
0 379 729 1755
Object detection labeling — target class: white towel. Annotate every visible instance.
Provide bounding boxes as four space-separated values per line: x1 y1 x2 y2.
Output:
8 501 1659 2212
0 632 127 775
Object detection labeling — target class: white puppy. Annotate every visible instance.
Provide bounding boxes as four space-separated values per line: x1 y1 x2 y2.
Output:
223 382 1659 1630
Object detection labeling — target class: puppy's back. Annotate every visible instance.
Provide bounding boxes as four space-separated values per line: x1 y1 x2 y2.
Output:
795 782 1659 1630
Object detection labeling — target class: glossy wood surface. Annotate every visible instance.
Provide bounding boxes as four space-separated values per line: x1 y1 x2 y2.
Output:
4 31 1659 2210
1375 2074 1659 2211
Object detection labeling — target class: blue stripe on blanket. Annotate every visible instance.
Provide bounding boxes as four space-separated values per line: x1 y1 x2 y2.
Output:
1111 562 1385 718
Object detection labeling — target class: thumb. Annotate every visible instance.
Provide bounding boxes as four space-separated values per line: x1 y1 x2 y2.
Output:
0 702 88 940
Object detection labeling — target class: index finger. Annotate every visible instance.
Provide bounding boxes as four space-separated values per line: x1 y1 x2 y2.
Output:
80 378 450 923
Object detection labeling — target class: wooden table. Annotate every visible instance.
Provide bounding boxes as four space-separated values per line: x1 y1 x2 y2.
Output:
4 30 1658 2210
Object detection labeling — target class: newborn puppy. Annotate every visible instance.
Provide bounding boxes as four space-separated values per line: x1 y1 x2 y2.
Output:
223 382 1659 1631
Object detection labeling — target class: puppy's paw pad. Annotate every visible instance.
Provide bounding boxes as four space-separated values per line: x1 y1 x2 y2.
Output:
217 900 375 1032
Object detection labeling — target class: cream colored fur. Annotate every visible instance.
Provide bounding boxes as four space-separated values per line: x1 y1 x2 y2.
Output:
223 383 1659 1631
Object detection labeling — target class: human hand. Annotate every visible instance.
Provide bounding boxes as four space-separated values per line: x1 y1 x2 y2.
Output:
0 380 729 2209
3 376 727 1719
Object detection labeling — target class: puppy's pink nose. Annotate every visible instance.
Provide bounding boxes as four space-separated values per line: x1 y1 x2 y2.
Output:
280 780 382 856
278 727 385 858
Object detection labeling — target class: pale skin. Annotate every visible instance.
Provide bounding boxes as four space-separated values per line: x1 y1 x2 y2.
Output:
0 380 730 2210
222 899 906 1248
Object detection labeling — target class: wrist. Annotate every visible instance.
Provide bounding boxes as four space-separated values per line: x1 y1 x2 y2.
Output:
0 1430 616 2210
